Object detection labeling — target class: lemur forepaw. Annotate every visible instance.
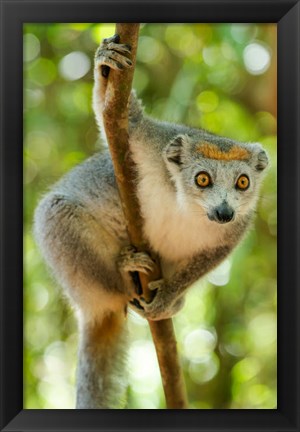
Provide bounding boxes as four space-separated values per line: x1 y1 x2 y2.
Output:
117 246 156 275
129 279 185 321
95 34 132 76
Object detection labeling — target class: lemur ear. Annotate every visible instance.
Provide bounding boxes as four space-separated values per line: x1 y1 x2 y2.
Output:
256 149 269 171
164 135 188 166
249 143 269 172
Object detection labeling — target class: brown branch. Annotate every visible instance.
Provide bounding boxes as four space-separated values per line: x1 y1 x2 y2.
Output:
101 23 188 409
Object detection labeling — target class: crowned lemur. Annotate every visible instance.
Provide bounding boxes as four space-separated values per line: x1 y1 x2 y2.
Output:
34 34 269 408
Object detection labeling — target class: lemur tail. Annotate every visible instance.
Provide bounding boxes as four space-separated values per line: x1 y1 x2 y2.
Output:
76 311 128 409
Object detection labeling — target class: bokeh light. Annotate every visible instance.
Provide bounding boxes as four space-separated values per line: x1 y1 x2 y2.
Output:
243 42 271 75
59 51 91 81
23 33 41 62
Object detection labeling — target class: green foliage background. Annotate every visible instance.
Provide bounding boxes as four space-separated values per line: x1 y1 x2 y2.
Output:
24 23 277 409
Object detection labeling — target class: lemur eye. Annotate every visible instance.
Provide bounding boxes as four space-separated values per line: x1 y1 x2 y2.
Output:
236 174 250 190
195 172 211 188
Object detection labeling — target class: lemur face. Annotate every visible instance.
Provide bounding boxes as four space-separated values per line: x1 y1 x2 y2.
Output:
164 135 269 224
191 159 260 224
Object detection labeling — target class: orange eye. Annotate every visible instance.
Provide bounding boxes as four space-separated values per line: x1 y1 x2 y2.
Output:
195 172 211 188
236 175 250 190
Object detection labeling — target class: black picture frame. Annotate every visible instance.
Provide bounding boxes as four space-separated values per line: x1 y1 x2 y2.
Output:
0 0 299 431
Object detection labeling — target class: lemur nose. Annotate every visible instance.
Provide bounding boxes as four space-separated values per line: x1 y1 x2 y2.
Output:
214 202 235 224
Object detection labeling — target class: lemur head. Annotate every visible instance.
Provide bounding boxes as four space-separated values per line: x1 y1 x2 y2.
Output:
163 134 269 224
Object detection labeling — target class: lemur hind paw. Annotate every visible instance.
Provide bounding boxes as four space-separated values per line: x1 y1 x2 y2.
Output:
95 34 132 77
117 246 156 275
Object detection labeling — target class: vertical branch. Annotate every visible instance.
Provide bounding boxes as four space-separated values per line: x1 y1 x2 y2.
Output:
101 23 188 409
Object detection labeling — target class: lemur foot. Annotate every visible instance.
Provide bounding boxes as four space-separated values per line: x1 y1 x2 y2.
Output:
95 34 132 77
117 246 156 275
129 279 185 321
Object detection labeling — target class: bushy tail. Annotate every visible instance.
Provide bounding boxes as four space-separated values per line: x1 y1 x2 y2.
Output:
76 311 128 409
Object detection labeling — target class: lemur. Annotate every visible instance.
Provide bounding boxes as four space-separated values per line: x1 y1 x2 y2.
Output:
34 34 269 408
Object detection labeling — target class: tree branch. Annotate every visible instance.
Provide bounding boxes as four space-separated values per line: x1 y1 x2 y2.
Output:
101 23 188 409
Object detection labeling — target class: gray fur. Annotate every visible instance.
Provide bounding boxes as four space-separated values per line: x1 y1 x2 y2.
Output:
76 314 128 409
33 37 269 408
